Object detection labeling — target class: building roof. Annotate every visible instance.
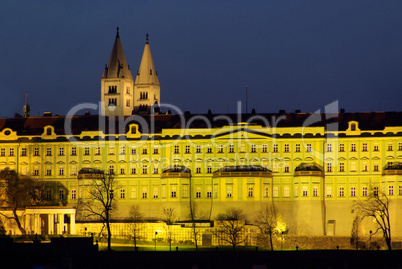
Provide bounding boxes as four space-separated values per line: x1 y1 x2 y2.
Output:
0 111 400 137
102 28 133 80
134 34 160 86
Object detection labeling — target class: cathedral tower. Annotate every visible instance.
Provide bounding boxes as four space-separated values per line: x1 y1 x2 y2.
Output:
134 34 160 113
101 28 134 116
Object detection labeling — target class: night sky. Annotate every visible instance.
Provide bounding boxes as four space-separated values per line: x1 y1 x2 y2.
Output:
0 1 401 118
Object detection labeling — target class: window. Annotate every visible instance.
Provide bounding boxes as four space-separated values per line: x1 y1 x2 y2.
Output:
273 187 279 198
142 147 147 154
108 85 117 93
362 186 368 197
196 167 201 174
21 148 27 156
142 165 148 174
251 145 256 153
9 148 14 156
374 164 379 172
120 168 125 175
126 99 131 107
374 186 379 197
70 189 76 200
84 147 90 155
351 123 356 131
248 186 254 197
283 186 290 197
59 189 64 200
273 144 278 153
373 144 379 151
362 143 367 152
351 143 356 152
264 186 269 197
109 147 115 155
185 145 190 154
153 168 158 174
262 144 267 153
196 145 201 153
350 162 356 172
207 187 212 198
207 165 212 173
71 147 76 156
284 165 289 173
327 163 332 172
302 186 308 197
95 147 101 155
142 188 148 199
339 144 344 152
174 145 179 154
207 146 212 153
46 147 52 156
120 189 125 199
226 186 232 198
131 147 136 155
130 126 136 134
59 167 64 176
399 142 402 151
140 92 148 99
153 187 159 198
46 190 51 200
284 144 289 153
339 187 345 197
350 187 356 197
326 186 332 197
131 188 137 199
1 148 5 156
399 185 402 196
339 163 344 172
120 146 125 155
295 144 300 152
196 187 201 198
46 168 52 176
387 162 393 169
110 190 114 199
131 168 136 174
109 165 114 175
313 186 318 197
229 145 234 153
388 143 393 151
126 87 130 94
389 186 394 196
306 144 312 152
218 145 223 153
108 98 117 106
153 147 159 154
327 144 332 152
33 168 39 176
58 147 64 156
182 186 188 198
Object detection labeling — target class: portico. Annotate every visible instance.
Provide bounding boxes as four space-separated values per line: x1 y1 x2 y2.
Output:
25 207 76 235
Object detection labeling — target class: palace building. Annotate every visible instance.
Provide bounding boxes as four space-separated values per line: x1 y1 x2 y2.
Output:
0 29 401 239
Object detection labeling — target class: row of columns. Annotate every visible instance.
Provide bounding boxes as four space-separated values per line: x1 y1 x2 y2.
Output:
25 213 76 235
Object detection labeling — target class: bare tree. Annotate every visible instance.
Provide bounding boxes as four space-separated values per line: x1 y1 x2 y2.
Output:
79 171 117 251
354 191 391 250
162 207 176 251
0 168 44 234
255 204 277 251
188 201 201 251
350 215 362 250
129 205 143 250
213 208 248 251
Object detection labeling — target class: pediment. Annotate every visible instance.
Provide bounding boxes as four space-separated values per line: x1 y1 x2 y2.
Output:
293 157 303 161
56 161 65 165
93 160 102 164
304 157 314 161
349 157 358 160
69 161 78 164
213 127 270 140
386 155 395 160
82 160 91 164
118 160 127 164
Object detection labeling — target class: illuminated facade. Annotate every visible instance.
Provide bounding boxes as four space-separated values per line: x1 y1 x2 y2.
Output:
0 30 401 238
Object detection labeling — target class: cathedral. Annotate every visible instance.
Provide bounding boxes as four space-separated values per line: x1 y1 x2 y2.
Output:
0 28 401 241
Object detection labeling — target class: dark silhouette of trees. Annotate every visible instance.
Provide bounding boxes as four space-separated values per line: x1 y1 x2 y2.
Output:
129 205 143 250
213 208 248 251
255 204 277 251
354 190 391 250
162 207 176 251
79 171 117 251
0 168 44 234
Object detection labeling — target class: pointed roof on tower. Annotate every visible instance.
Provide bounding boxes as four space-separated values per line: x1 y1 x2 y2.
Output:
102 27 133 80
135 34 160 86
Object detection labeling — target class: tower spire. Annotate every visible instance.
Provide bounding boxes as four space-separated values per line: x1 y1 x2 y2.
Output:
23 93 30 118
116 27 120 38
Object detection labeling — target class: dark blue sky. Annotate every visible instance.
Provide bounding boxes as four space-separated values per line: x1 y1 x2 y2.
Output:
0 1 401 117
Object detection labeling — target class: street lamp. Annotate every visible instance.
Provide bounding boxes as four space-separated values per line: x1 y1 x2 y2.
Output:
155 231 158 251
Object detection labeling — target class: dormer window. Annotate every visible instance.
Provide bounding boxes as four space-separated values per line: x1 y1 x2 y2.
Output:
46 128 52 135
351 123 356 131
131 126 137 134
